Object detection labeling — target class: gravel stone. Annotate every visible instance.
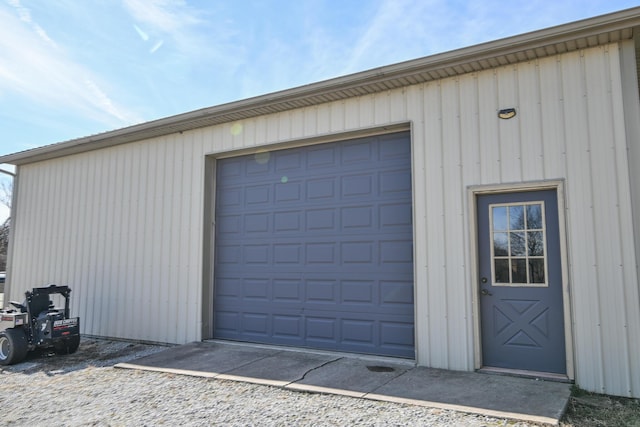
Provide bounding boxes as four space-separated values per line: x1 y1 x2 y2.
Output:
0 338 542 426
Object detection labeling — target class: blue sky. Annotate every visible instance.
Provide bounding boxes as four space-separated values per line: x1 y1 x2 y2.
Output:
0 0 638 222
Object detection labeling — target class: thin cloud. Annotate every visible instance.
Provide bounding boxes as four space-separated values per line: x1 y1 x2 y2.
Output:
7 0 58 49
0 5 141 128
121 0 242 67
82 79 132 124
150 40 164 54
122 0 202 34
134 24 149 41
340 0 458 75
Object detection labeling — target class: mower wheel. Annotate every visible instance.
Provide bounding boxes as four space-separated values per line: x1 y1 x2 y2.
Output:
54 335 80 355
0 328 29 365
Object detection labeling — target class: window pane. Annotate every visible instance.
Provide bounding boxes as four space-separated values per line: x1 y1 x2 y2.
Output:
509 205 525 230
527 231 544 256
526 204 543 229
495 259 509 283
529 259 545 283
492 207 507 230
493 232 508 256
510 232 526 256
511 259 527 283
489 201 548 286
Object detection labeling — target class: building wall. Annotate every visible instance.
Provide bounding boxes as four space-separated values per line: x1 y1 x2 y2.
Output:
8 41 640 397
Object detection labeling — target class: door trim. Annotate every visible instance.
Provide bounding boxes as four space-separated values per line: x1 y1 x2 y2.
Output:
468 180 574 380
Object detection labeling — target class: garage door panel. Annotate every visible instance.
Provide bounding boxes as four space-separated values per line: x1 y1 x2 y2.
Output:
217 214 241 234
273 315 303 339
217 187 242 208
381 280 414 305
272 279 302 302
273 243 302 264
379 134 412 159
217 273 414 316
380 239 414 265
214 132 414 358
218 238 413 270
245 184 271 205
274 210 303 232
380 202 412 228
381 321 415 347
215 307 415 357
220 205 412 237
218 158 243 177
214 311 240 333
306 177 336 200
380 169 412 194
307 145 337 168
243 313 270 336
246 156 272 175
306 317 337 342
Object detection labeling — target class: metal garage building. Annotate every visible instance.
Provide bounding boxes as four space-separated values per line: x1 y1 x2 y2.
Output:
2 8 640 397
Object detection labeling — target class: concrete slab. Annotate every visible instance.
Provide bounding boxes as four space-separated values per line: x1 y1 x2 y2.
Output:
123 341 281 373
295 357 410 393
116 341 571 426
372 367 570 423
224 350 338 382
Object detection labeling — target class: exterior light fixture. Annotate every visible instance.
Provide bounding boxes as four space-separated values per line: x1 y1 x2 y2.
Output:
498 108 517 119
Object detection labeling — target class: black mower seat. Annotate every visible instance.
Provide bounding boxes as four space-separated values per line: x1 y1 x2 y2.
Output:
27 294 52 316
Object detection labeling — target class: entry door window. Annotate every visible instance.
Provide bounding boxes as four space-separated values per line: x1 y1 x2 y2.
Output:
490 202 547 286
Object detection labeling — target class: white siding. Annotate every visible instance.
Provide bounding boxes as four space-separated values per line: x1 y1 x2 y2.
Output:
11 135 206 344
7 42 640 397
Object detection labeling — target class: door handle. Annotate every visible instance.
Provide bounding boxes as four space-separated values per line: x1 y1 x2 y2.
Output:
480 289 492 296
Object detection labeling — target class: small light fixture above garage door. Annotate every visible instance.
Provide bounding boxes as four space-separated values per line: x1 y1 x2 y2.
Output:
498 108 517 119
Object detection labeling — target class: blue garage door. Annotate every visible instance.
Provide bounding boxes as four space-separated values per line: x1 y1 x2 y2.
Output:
213 132 414 358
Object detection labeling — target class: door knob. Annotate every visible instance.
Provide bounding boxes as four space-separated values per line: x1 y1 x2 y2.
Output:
481 289 492 296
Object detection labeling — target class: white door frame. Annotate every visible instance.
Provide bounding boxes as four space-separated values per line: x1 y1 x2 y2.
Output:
468 180 574 380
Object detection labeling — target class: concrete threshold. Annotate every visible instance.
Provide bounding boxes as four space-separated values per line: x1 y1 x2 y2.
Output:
115 341 570 426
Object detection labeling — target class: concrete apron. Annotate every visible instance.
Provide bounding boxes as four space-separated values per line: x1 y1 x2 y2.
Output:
115 341 571 426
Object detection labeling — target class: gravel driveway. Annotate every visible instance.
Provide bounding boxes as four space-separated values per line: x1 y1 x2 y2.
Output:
0 338 541 426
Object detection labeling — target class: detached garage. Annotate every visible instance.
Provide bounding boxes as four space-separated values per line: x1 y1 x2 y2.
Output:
2 8 640 398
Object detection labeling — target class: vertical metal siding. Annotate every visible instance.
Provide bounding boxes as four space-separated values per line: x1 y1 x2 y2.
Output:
10 135 205 345
584 48 628 394
619 39 640 398
496 66 522 183
517 62 545 181
477 70 501 184
441 78 469 369
422 82 448 367
406 84 428 364
610 44 640 398
538 56 567 179
559 51 603 391
7 42 639 397
458 74 481 368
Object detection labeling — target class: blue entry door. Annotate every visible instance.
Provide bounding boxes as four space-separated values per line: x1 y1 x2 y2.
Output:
477 190 566 374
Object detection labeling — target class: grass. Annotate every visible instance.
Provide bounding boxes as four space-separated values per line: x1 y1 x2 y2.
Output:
560 386 640 427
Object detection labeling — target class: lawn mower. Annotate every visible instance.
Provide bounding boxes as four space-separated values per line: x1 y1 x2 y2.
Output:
0 285 80 365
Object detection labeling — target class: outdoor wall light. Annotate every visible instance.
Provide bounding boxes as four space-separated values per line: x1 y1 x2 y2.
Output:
498 108 517 119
